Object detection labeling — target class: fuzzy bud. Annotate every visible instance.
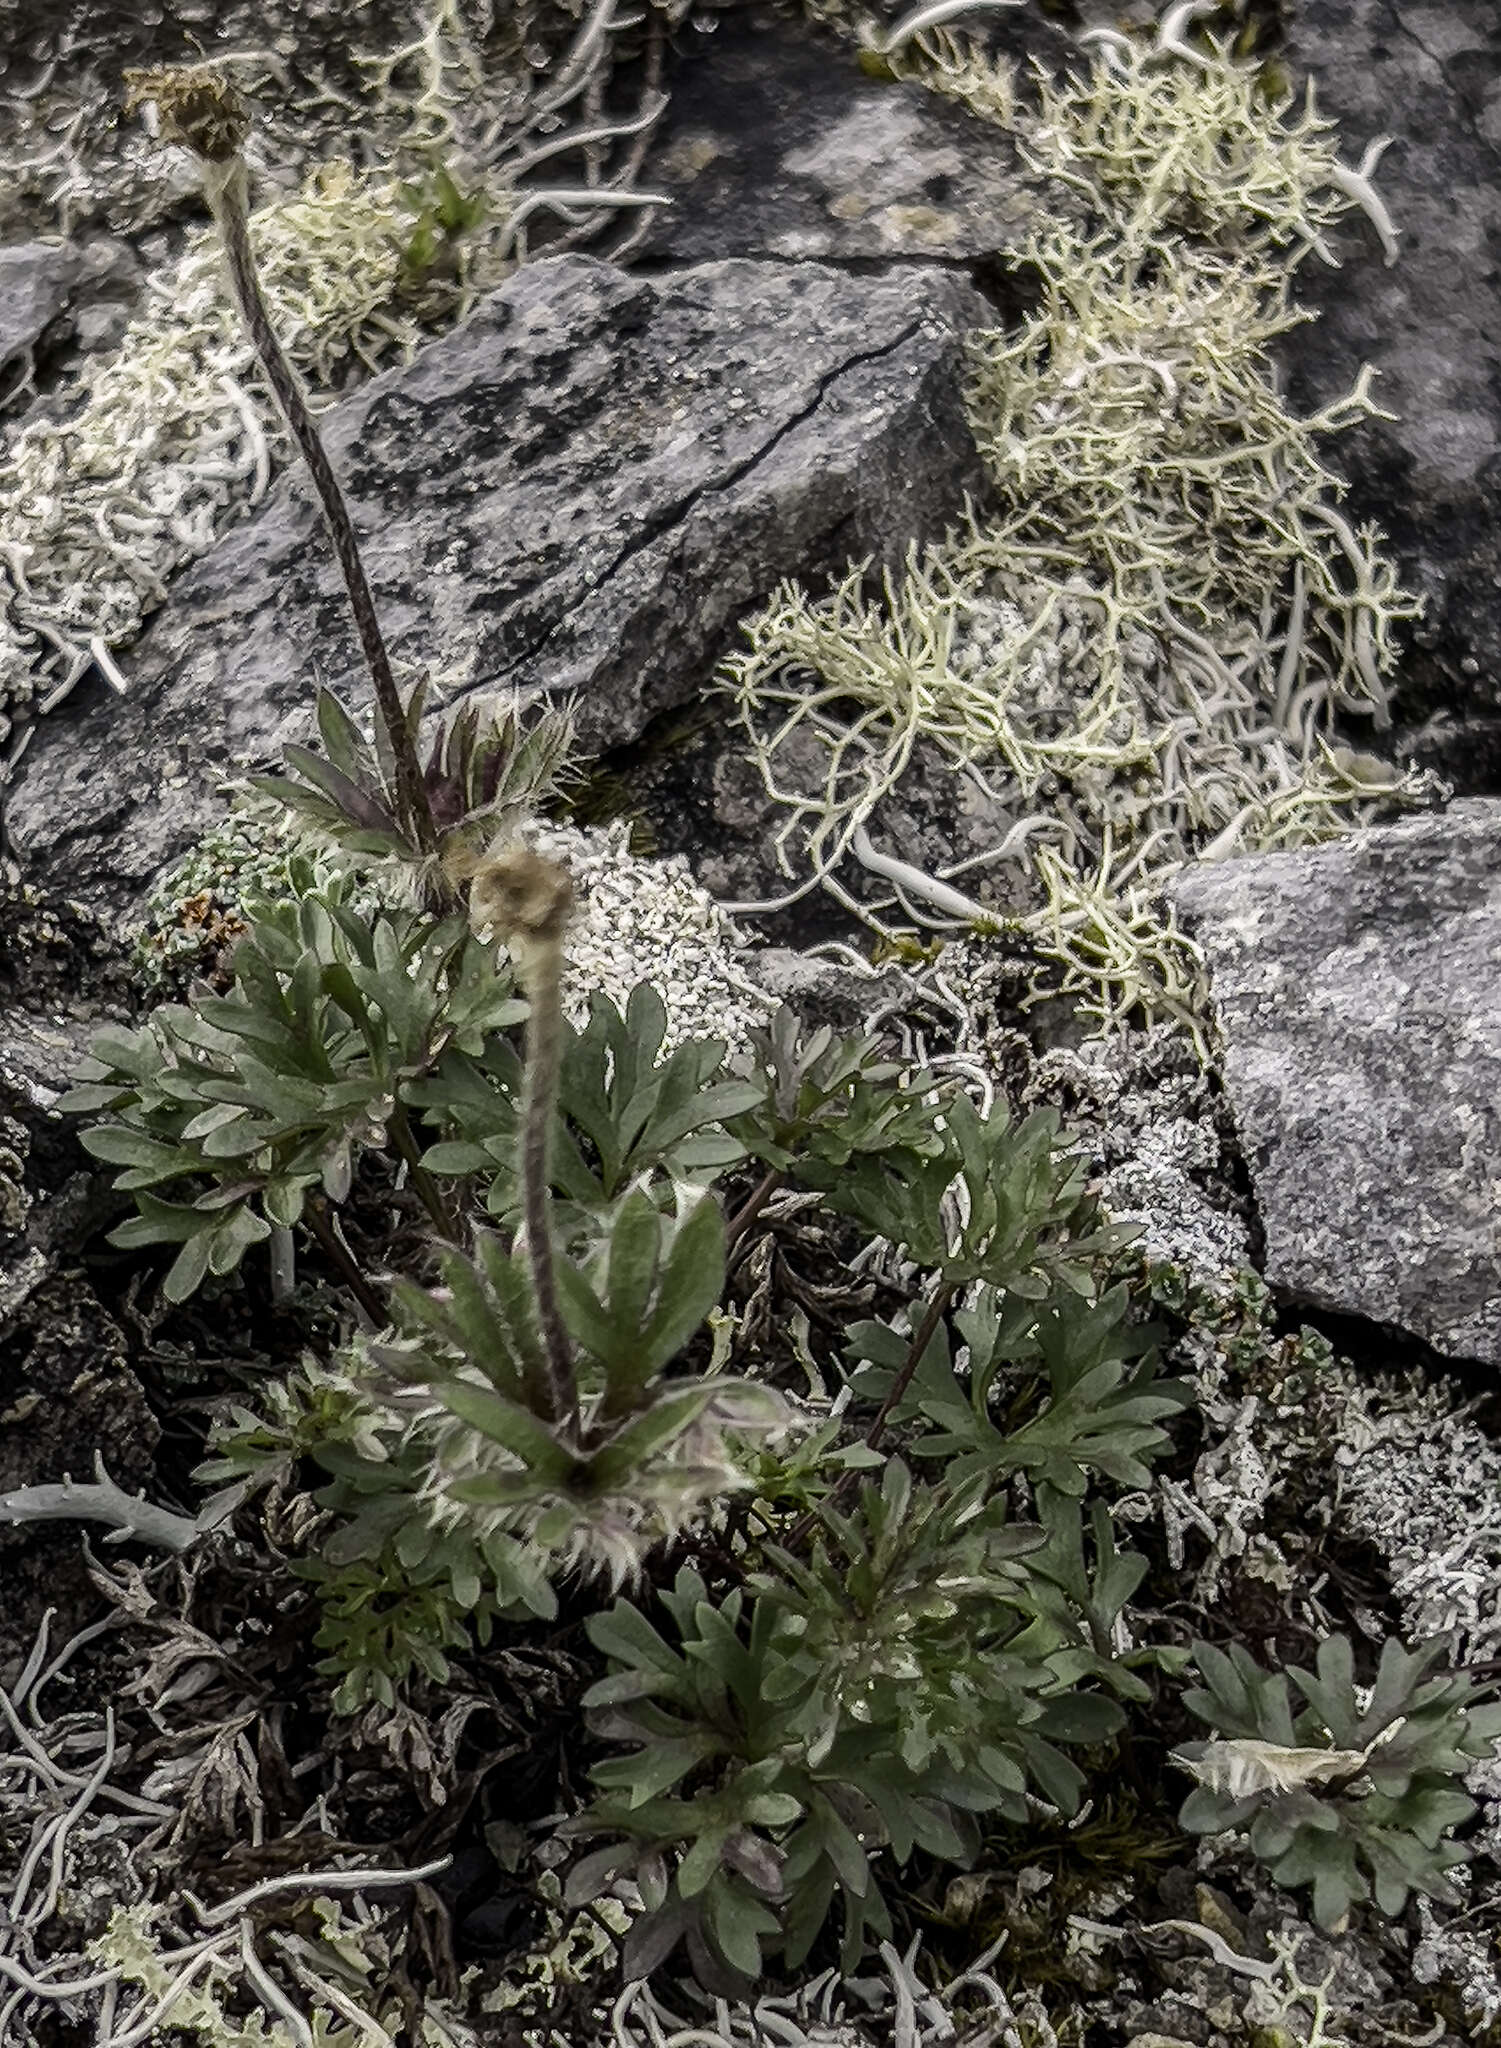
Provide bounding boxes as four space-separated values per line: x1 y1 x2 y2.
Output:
124 66 252 163
468 847 574 961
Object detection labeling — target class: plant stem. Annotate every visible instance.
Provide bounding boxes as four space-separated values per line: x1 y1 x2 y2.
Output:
781 1279 956 1556
390 1102 460 1243
303 1199 387 1327
725 1167 786 1252
200 153 438 861
864 1278 955 1452
466 851 582 1436
519 954 579 1437
268 1222 296 1301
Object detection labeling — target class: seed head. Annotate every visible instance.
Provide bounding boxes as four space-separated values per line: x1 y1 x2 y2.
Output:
124 66 251 163
468 847 574 949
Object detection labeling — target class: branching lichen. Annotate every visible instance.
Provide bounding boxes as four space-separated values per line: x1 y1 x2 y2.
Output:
0 1603 460 2048
721 22 1426 1045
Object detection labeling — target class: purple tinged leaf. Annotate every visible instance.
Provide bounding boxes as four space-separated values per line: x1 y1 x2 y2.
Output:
281 745 396 837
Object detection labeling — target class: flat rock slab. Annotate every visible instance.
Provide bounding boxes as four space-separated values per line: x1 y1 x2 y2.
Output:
1172 801 1501 1364
4 252 989 920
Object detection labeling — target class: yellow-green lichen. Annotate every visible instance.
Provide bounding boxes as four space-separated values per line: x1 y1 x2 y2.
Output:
720 27 1425 1050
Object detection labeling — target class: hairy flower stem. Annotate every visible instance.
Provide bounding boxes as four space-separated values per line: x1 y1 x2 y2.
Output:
390 1103 460 1242
519 953 577 1433
127 69 439 863
469 850 581 1437
207 159 438 859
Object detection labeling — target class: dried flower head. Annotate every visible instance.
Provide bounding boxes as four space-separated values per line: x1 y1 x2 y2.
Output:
468 847 575 947
123 65 252 163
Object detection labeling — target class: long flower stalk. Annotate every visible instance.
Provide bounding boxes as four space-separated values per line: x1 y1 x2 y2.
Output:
124 68 439 861
468 847 581 1439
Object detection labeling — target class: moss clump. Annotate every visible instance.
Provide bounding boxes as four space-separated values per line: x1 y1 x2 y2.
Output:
134 801 303 992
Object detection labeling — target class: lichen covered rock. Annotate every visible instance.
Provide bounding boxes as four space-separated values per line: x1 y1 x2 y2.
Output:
1172 799 1501 1364
635 6 1058 266
7 251 989 920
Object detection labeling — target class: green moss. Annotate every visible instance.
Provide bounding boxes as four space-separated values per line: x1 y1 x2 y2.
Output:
134 801 297 992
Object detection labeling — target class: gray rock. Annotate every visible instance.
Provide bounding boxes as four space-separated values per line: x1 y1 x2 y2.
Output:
1399 708 1501 791
1172 801 1501 1364
0 240 82 369
1278 0 1501 734
741 947 910 1036
4 252 990 920
635 10 1058 271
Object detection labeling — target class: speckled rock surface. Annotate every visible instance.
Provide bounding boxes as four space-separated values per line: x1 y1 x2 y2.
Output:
635 8 1058 273
4 251 989 920
1172 800 1501 1364
0 241 82 371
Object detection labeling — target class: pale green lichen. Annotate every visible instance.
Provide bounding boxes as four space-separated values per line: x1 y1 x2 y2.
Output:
82 1896 476 2048
921 24 1384 264
721 28 1425 1047
478 1869 630 2026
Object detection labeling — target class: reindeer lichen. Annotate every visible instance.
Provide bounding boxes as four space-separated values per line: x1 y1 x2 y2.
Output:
721 25 1425 1045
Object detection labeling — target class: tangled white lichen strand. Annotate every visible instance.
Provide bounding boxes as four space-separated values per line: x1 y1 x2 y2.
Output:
720 33 1426 1047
